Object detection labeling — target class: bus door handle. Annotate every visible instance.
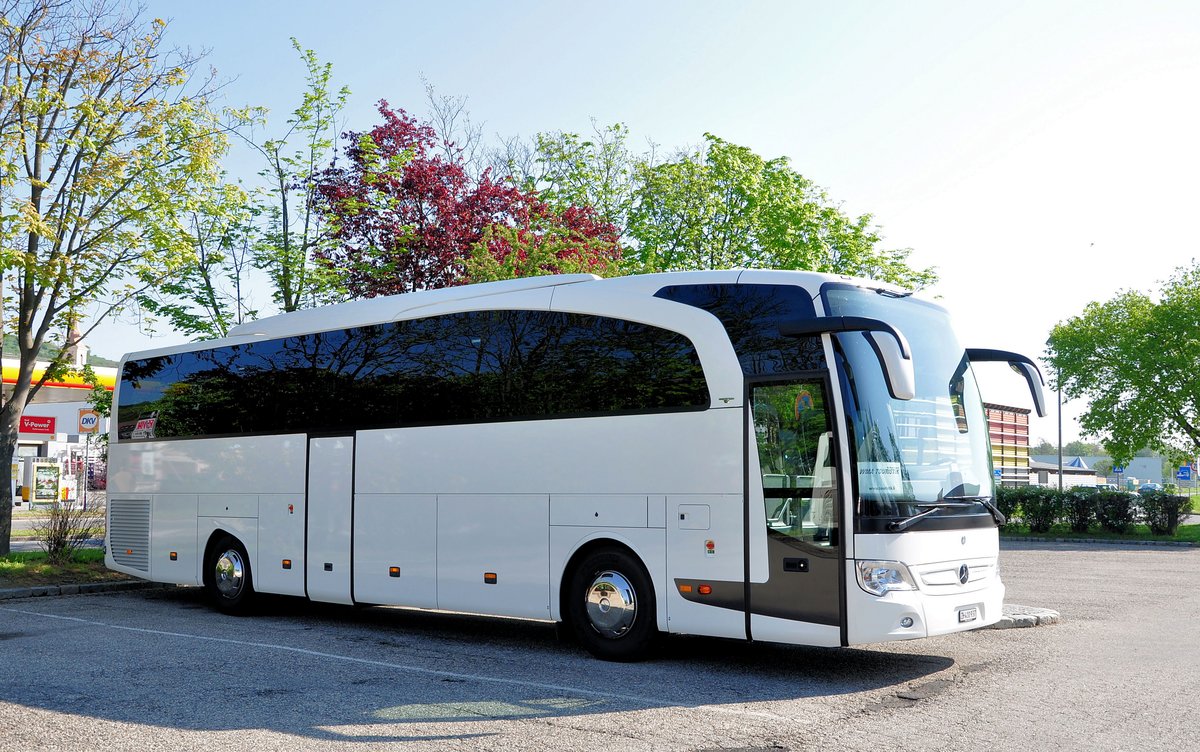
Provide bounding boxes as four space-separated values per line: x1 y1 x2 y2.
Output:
783 558 809 573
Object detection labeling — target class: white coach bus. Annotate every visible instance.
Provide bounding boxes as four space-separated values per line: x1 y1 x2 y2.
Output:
105 270 1044 660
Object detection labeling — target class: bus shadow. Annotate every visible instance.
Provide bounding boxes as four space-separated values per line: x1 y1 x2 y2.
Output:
4 587 957 743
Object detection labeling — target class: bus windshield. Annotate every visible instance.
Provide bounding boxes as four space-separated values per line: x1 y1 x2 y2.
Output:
823 285 994 528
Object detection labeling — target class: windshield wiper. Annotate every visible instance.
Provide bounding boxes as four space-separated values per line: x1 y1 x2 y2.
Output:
887 501 976 532
942 494 1007 527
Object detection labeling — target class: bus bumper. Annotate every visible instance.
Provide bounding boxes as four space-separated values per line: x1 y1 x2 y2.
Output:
845 566 1005 644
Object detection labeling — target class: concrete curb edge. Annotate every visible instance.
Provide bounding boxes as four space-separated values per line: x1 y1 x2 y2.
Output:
0 580 164 601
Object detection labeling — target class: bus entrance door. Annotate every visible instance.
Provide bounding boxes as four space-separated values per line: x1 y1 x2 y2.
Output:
748 379 844 647
305 435 354 605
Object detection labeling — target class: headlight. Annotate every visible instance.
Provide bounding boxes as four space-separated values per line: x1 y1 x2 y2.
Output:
856 560 918 596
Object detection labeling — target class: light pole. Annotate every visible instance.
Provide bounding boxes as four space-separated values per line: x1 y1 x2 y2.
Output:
1057 366 1063 494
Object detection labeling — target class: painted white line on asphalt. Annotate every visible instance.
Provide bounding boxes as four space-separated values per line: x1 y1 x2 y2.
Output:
1 605 787 723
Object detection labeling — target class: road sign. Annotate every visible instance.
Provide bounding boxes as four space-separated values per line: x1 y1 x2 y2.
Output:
1113 465 1125 474
1177 466 1192 482
994 468 1002 479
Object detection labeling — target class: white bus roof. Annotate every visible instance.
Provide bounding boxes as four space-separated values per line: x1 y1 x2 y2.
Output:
124 269 913 362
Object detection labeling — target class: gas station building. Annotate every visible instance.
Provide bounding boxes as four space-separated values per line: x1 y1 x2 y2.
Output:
5 359 116 505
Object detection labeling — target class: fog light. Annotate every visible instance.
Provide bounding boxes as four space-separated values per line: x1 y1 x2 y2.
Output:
900 617 914 628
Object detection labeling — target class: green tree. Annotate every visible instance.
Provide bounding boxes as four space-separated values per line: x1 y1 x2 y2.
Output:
626 134 937 287
0 1 228 553
137 180 258 339
245 40 348 312
1030 439 1057 455
1046 262 1200 466
516 121 638 235
464 214 622 283
1064 440 1103 456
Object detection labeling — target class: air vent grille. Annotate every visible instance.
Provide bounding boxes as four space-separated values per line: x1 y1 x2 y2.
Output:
109 498 151 572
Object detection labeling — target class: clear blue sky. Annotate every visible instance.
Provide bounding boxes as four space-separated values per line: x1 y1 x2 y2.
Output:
92 0 1200 444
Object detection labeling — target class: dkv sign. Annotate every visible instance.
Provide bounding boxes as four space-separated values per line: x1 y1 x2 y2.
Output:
78 409 100 433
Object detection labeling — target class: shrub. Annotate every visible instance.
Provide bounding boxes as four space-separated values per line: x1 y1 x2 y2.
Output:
1140 491 1193 536
994 486 1019 523
995 485 1062 532
32 501 106 565
1017 486 1062 533
1063 486 1097 533
1095 491 1139 534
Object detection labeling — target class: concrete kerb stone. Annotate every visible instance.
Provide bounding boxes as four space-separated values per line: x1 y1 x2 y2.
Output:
0 580 161 601
987 603 1061 630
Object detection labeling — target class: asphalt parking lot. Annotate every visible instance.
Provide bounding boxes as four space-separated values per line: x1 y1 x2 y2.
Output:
1 541 1197 751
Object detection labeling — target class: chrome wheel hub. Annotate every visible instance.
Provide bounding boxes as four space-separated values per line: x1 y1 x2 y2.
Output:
585 570 636 638
214 549 245 599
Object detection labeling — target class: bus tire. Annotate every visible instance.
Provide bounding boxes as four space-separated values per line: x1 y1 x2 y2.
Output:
205 534 255 615
567 548 657 662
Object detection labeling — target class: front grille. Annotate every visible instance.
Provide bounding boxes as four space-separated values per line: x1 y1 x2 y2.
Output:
109 498 151 572
917 561 995 591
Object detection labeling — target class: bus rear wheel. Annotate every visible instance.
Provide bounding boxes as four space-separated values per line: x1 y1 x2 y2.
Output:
205 535 255 614
567 548 657 661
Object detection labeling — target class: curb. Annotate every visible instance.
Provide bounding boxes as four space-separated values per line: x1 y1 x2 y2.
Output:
986 604 1061 630
1002 536 1198 548
0 580 161 601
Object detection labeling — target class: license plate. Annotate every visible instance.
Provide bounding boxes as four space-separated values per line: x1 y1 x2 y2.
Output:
958 607 978 623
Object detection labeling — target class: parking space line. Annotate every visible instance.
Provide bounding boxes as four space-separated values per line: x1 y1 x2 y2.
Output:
1 605 787 722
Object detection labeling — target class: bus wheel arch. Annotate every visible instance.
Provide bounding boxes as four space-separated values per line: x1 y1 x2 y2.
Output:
561 540 658 662
203 531 256 614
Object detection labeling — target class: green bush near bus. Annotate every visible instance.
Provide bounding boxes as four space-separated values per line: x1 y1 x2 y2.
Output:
1000 486 1062 533
1140 490 1194 536
996 486 1193 540
1095 490 1139 534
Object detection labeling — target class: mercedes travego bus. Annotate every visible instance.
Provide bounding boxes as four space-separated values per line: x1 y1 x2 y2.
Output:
106 270 1045 661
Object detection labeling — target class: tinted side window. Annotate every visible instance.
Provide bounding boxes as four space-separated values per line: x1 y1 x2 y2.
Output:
655 284 825 375
116 310 710 441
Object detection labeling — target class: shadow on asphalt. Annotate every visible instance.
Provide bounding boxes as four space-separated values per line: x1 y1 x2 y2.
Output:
2 586 956 741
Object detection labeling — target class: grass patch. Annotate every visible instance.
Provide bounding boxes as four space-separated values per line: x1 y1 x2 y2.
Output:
0 549 131 588
1002 523 1200 544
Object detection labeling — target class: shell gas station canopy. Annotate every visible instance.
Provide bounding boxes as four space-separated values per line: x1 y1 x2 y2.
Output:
2 360 117 405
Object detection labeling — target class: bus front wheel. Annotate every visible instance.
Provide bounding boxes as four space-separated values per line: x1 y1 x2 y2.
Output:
205 535 255 614
567 548 657 661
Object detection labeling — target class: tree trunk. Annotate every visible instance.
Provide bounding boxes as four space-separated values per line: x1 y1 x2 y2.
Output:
0 405 23 556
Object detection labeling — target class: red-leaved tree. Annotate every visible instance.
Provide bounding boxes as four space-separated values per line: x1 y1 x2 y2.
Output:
313 101 621 296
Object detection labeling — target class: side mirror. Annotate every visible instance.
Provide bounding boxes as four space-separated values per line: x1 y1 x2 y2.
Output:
965 348 1047 417
781 316 915 401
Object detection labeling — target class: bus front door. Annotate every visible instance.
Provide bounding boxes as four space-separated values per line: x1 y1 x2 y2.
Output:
306 435 354 605
748 379 844 647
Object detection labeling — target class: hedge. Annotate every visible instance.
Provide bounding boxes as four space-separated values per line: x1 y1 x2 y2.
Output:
994 486 1192 537
1140 491 1194 536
